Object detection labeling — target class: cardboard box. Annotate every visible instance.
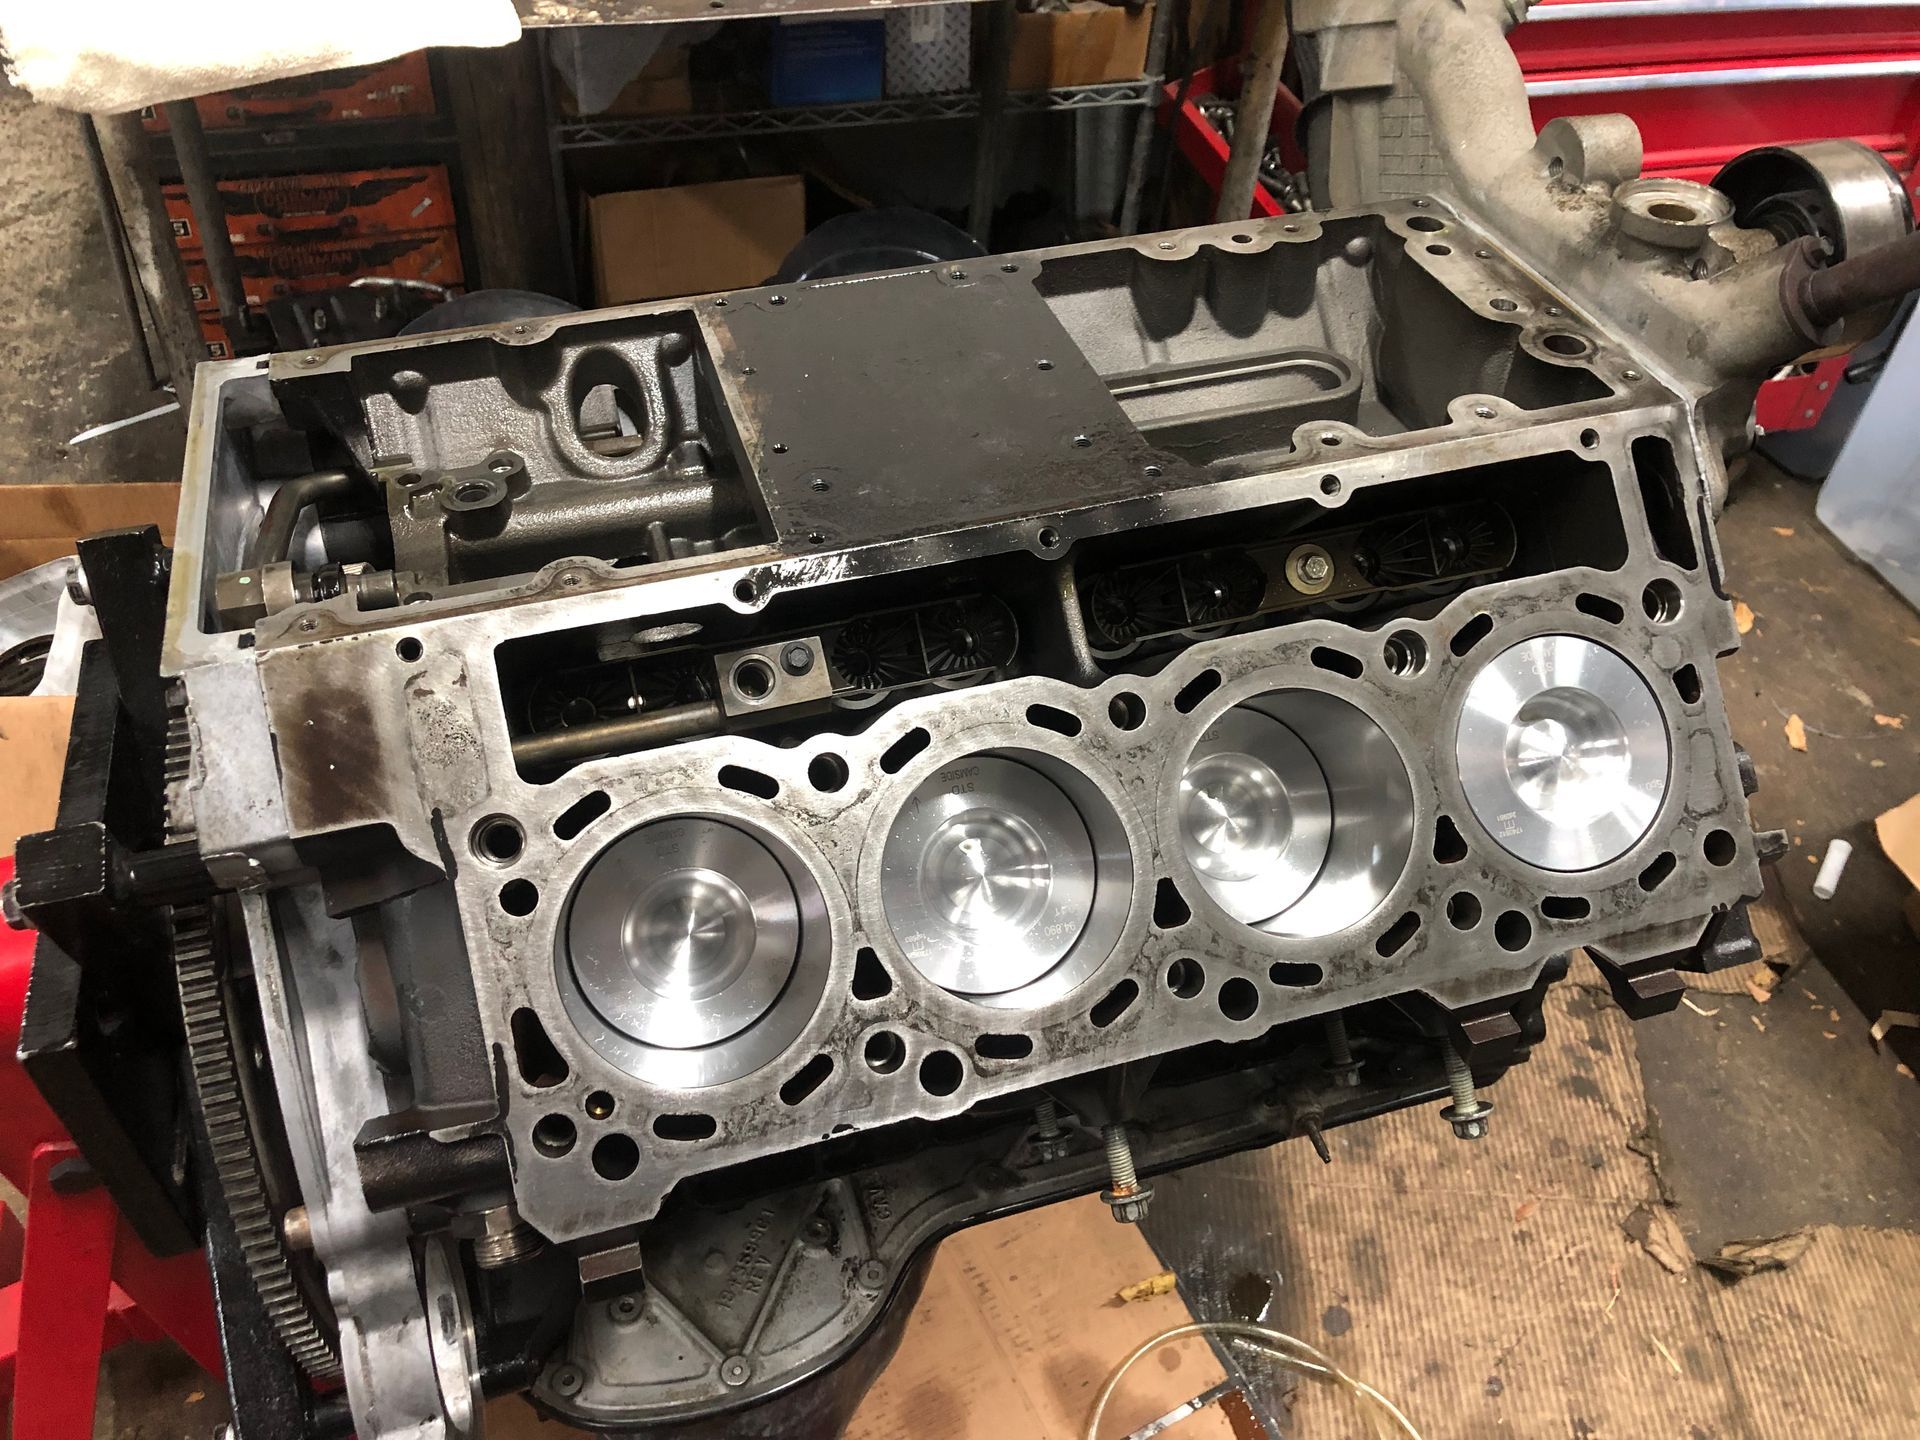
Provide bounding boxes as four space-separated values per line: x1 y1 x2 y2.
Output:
163 166 456 249
0 696 74 860
557 46 694 118
140 52 437 130
589 177 806 305
1007 2 1155 90
887 1 973 96
1 483 180 581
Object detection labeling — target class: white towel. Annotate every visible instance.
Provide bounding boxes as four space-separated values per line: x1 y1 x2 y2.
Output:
0 0 521 114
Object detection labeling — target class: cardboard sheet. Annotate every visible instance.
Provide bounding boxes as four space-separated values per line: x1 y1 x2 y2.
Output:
486 1195 1237 1440
0 695 75 858
1877 791 1920 894
0 482 180 580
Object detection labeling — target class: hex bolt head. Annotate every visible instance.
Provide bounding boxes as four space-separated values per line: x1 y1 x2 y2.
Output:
1101 1183 1155 1225
780 642 815 676
801 1217 833 1248
550 1364 586 1398
855 1259 888 1291
1440 1099 1494 1141
1300 553 1332 583
719 1355 752 1388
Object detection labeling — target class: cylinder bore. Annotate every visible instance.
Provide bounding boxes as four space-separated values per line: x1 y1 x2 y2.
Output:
1177 691 1415 937
1455 634 1669 872
880 750 1133 1008
558 815 832 1087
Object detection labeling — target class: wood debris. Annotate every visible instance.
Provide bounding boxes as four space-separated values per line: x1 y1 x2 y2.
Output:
1772 526 1797 537
1784 713 1808 751
1751 1013 1767 1033
1875 714 1906 730
1115 1270 1177 1304
1514 1200 1538 1225
1700 1230 1814 1279
1681 997 1720 1017
1650 1335 1684 1377
1622 1203 1692 1275
1732 599 1755 634
1824 1031 1839 1040
1744 967 1777 1004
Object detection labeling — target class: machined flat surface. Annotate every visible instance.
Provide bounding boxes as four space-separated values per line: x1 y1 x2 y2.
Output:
712 265 1184 550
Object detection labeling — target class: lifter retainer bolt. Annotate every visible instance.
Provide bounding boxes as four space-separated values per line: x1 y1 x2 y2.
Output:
719 1355 752 1388
550 1364 585 1398
1439 1046 1493 1141
780 642 815 676
1100 1123 1154 1224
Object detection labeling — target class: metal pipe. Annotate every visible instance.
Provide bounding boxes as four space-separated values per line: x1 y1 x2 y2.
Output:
1801 229 1920 331
251 471 357 568
968 0 1018 242
510 700 725 770
163 100 248 338
1117 0 1179 234
78 116 158 393
90 111 205 392
1215 0 1291 223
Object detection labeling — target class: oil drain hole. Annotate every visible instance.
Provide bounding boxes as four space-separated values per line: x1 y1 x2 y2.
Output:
499 879 539 916
1154 878 1192 929
1491 297 1519 312
718 764 780 799
733 577 759 605
553 790 611 840
864 1031 906 1074
1543 332 1592 357
472 815 525 865
1575 593 1625 626
652 1113 717 1142
1672 664 1703 705
395 636 424 663
1434 815 1469 864
1427 243 1453 257
1446 892 1482 930
1495 910 1533 952
1638 851 1678 892
1541 895 1591 921
973 1033 1034 1061
1374 911 1421 957
1090 978 1140 1028
1026 703 1082 737
880 727 931 774
918 1050 965 1096
532 1113 576 1157
852 947 894 1001
807 752 850 792
779 1054 835 1106
1310 646 1363 679
1703 829 1737 867
1407 214 1446 232
511 1009 568 1088
1450 613 1494 656
1174 669 1222 714
1320 474 1342 496
1218 977 1259 1022
1167 957 1206 998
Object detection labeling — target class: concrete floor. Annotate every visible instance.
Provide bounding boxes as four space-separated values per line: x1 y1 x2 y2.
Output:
0 80 186 488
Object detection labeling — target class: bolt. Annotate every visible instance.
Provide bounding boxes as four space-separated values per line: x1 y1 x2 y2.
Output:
719 1355 752 1388
1300 553 1332 583
65 563 90 607
472 1205 545 1268
801 1216 833 1247
1100 1124 1154 1224
780 642 815 676
2 878 25 931
299 353 322 367
1298 1112 1333 1164
1032 1098 1071 1163
1439 1046 1494 1141
550 1363 585 1397
855 1259 888 1290
608 1293 643 1326
1323 1013 1362 1087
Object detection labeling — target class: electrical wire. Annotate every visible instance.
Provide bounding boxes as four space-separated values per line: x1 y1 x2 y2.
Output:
1083 1319 1423 1440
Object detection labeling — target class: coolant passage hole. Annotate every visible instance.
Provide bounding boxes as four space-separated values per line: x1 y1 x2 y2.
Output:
533 1113 576 1157
1218 977 1259 1022
865 1031 905 1073
592 1134 640 1181
1167 956 1205 998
